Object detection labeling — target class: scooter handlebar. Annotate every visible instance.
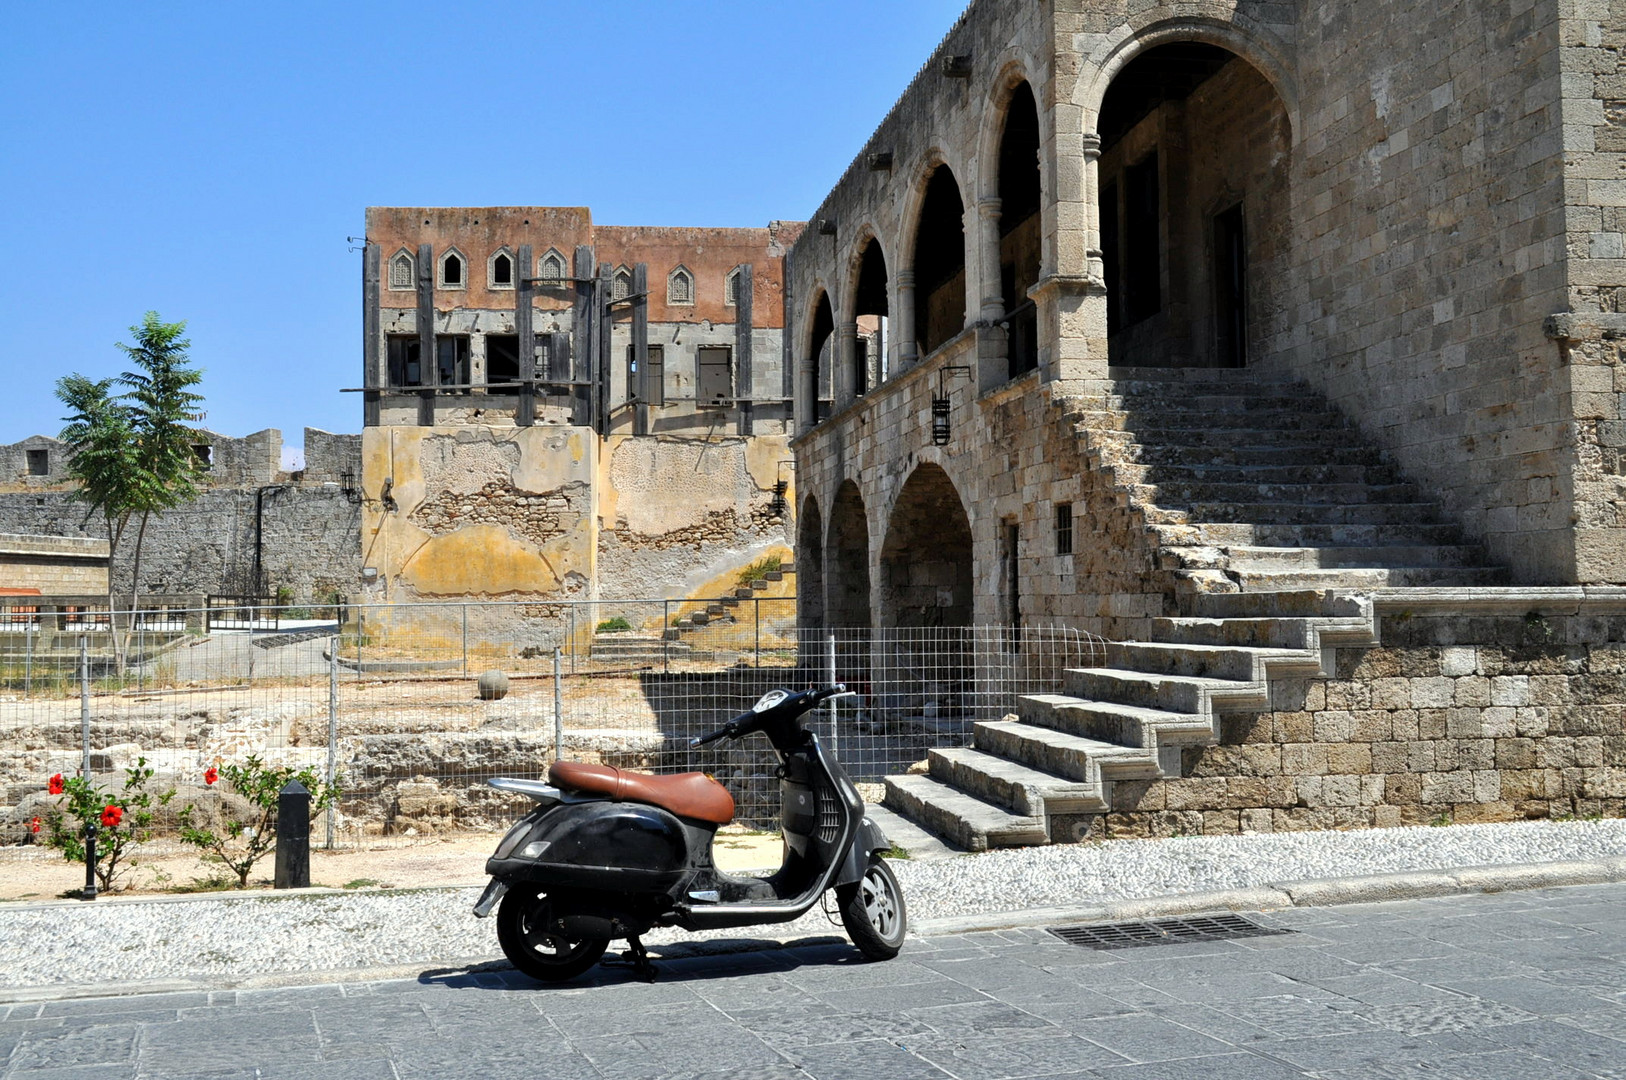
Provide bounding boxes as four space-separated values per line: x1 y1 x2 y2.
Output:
687 684 848 746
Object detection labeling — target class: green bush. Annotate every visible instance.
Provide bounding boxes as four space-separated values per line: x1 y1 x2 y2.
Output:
596 616 633 632
177 756 341 888
41 759 175 893
736 554 782 587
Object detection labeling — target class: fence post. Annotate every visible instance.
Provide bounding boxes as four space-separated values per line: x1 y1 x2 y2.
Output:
827 633 838 761
274 779 311 889
24 622 32 696
568 607 576 675
553 647 564 768
79 634 96 900
461 604 469 675
356 609 364 684
755 597 761 668
326 635 339 850
663 599 670 675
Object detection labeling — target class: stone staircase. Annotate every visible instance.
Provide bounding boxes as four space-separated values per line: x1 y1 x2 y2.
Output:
883 367 1507 851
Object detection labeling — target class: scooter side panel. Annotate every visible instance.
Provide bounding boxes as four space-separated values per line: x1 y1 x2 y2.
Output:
486 801 690 893
834 818 893 887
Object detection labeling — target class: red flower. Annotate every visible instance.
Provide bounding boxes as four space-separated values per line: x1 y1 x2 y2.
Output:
204 767 218 786
30 817 41 834
100 805 123 828
48 773 64 795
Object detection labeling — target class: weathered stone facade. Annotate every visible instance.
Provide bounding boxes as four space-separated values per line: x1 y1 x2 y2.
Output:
0 534 108 595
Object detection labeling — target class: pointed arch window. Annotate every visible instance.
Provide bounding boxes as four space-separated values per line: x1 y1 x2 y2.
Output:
389 250 414 291
613 266 633 300
668 265 695 305
489 248 514 289
725 266 743 307
439 248 466 289
539 248 567 284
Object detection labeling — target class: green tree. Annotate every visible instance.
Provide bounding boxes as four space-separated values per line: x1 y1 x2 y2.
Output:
56 313 205 672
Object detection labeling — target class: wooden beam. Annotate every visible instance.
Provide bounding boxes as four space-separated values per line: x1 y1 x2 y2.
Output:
417 242 436 427
735 264 754 436
516 243 535 427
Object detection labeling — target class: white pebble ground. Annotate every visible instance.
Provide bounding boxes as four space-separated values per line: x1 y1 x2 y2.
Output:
2 818 1622 990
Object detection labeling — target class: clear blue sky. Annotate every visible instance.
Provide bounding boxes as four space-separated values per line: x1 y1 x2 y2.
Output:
0 1 965 462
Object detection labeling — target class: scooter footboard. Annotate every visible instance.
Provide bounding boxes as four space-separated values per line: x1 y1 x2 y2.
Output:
834 817 892 887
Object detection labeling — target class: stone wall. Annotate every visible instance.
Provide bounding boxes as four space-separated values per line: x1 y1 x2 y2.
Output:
1092 607 1626 839
0 534 108 595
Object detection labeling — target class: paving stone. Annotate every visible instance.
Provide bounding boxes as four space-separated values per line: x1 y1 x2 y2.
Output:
1088 1051 1312 1078
10 1024 139 1071
1432 1048 1599 1080
1069 1012 1239 1062
785 1037 955 1080
909 1029 1122 1079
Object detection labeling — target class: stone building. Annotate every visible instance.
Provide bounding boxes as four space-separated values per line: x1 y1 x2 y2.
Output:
355 209 803 625
0 428 362 605
784 0 1626 845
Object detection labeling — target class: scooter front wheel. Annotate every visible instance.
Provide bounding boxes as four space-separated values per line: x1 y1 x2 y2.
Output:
836 855 907 960
496 890 609 982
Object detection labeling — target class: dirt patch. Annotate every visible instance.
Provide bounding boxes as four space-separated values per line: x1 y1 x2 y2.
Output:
0 826 784 902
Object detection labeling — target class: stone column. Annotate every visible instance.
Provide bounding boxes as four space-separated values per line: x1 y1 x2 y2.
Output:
837 321 860 407
977 196 1008 391
896 270 918 370
1081 132 1105 284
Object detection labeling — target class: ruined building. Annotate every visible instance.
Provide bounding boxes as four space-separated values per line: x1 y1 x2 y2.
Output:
787 0 1626 844
356 209 803 623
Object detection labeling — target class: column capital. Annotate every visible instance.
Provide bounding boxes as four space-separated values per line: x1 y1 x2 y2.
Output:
977 196 1003 219
1081 132 1102 159
896 270 916 288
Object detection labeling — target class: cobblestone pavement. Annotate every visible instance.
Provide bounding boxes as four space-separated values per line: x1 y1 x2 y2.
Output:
3 882 1624 1079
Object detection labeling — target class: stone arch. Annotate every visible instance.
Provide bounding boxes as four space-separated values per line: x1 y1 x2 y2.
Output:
798 494 825 629
1085 27 1293 369
845 231 889 394
804 289 835 425
910 162 969 358
879 463 974 628
826 480 872 628
995 78 1042 378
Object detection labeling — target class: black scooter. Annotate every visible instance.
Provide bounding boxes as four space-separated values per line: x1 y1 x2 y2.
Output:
473 684 907 981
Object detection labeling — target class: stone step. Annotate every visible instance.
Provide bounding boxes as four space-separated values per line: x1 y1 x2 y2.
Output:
1100 425 1371 449
1130 481 1422 506
1104 640 1292 682
1180 589 1367 619
1148 521 1466 548
1146 501 1446 526
1100 391 1327 414
882 773 1047 852
1225 565 1507 591
1117 462 1402 486
1149 615 1375 650
972 719 1159 786
927 746 1105 816
1161 544 1486 571
1064 667 1265 714
1109 442 1389 468
1015 692 1205 750
1079 410 1352 434
1103 366 1301 388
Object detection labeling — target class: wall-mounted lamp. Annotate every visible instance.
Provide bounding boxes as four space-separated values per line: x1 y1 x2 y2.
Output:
771 459 795 517
380 477 398 513
340 470 362 505
931 366 973 446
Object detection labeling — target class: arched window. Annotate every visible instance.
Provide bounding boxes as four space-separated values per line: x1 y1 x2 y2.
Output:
539 248 566 284
725 266 743 307
613 266 633 300
439 248 466 289
912 165 966 356
489 248 514 289
668 265 695 305
389 250 414 290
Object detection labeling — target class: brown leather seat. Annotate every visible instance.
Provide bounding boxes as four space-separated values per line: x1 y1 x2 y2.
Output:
548 762 735 826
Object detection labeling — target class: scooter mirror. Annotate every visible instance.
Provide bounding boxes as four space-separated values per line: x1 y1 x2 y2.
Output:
751 688 790 713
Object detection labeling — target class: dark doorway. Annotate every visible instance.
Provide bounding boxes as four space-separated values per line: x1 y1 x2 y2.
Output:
828 481 872 628
999 81 1041 379
913 166 967 357
799 496 825 629
853 240 889 394
486 334 520 386
1213 204 1247 367
808 292 835 423
879 464 974 628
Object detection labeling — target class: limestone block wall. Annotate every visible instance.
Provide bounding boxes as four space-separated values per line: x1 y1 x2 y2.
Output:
1097 608 1626 839
0 534 108 594
0 436 72 490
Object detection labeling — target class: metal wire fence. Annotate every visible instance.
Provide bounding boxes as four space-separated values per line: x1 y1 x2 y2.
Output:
0 597 1105 858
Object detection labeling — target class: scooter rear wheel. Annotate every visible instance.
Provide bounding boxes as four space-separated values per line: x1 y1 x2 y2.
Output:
496 890 609 982
836 855 907 960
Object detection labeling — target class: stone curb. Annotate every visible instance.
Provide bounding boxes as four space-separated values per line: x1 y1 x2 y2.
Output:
3 855 1623 1004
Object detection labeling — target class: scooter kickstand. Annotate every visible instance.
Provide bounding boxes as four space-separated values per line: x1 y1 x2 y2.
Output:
623 936 657 983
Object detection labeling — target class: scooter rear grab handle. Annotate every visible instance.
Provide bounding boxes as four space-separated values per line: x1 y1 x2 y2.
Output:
688 684 847 746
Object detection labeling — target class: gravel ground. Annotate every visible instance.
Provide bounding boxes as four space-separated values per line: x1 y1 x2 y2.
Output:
2 818 1622 991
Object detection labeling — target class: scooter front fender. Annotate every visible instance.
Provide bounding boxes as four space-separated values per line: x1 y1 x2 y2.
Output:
834 817 892 888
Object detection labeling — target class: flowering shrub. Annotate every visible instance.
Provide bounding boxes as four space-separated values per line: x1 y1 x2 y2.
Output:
42 760 174 893
177 756 340 888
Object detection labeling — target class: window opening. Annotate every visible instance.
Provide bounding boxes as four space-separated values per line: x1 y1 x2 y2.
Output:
438 336 471 390
441 251 464 288
539 249 566 284
698 345 732 406
387 336 423 387
486 334 520 386
626 344 666 407
491 251 513 288
389 251 414 290
808 292 835 422
913 165 967 356
668 266 694 305
1124 153 1161 324
1213 204 1247 368
1004 519 1021 640
613 267 633 301
192 444 213 468
1055 503 1073 555
725 267 742 307
853 239 889 394
25 449 48 476
999 81 1042 379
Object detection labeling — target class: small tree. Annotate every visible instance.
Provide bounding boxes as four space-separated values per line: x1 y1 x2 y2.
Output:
42 759 175 894
57 313 205 672
177 757 341 888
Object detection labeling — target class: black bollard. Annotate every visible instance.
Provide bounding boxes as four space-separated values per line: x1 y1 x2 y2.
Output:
83 822 98 900
274 779 311 889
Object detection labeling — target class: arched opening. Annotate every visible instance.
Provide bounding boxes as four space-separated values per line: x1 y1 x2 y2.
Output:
1096 42 1289 368
912 166 967 357
798 495 825 629
827 481 872 628
852 239 889 393
806 291 835 424
998 81 1041 379
879 464 973 628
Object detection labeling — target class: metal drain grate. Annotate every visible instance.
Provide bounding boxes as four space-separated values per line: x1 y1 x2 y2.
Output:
1048 913 1292 951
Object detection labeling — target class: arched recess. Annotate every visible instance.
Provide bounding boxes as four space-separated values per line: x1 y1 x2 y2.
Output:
912 165 967 357
805 291 835 424
998 81 1042 379
1091 38 1292 369
879 464 973 628
798 495 825 629
851 237 889 393
827 481 871 628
